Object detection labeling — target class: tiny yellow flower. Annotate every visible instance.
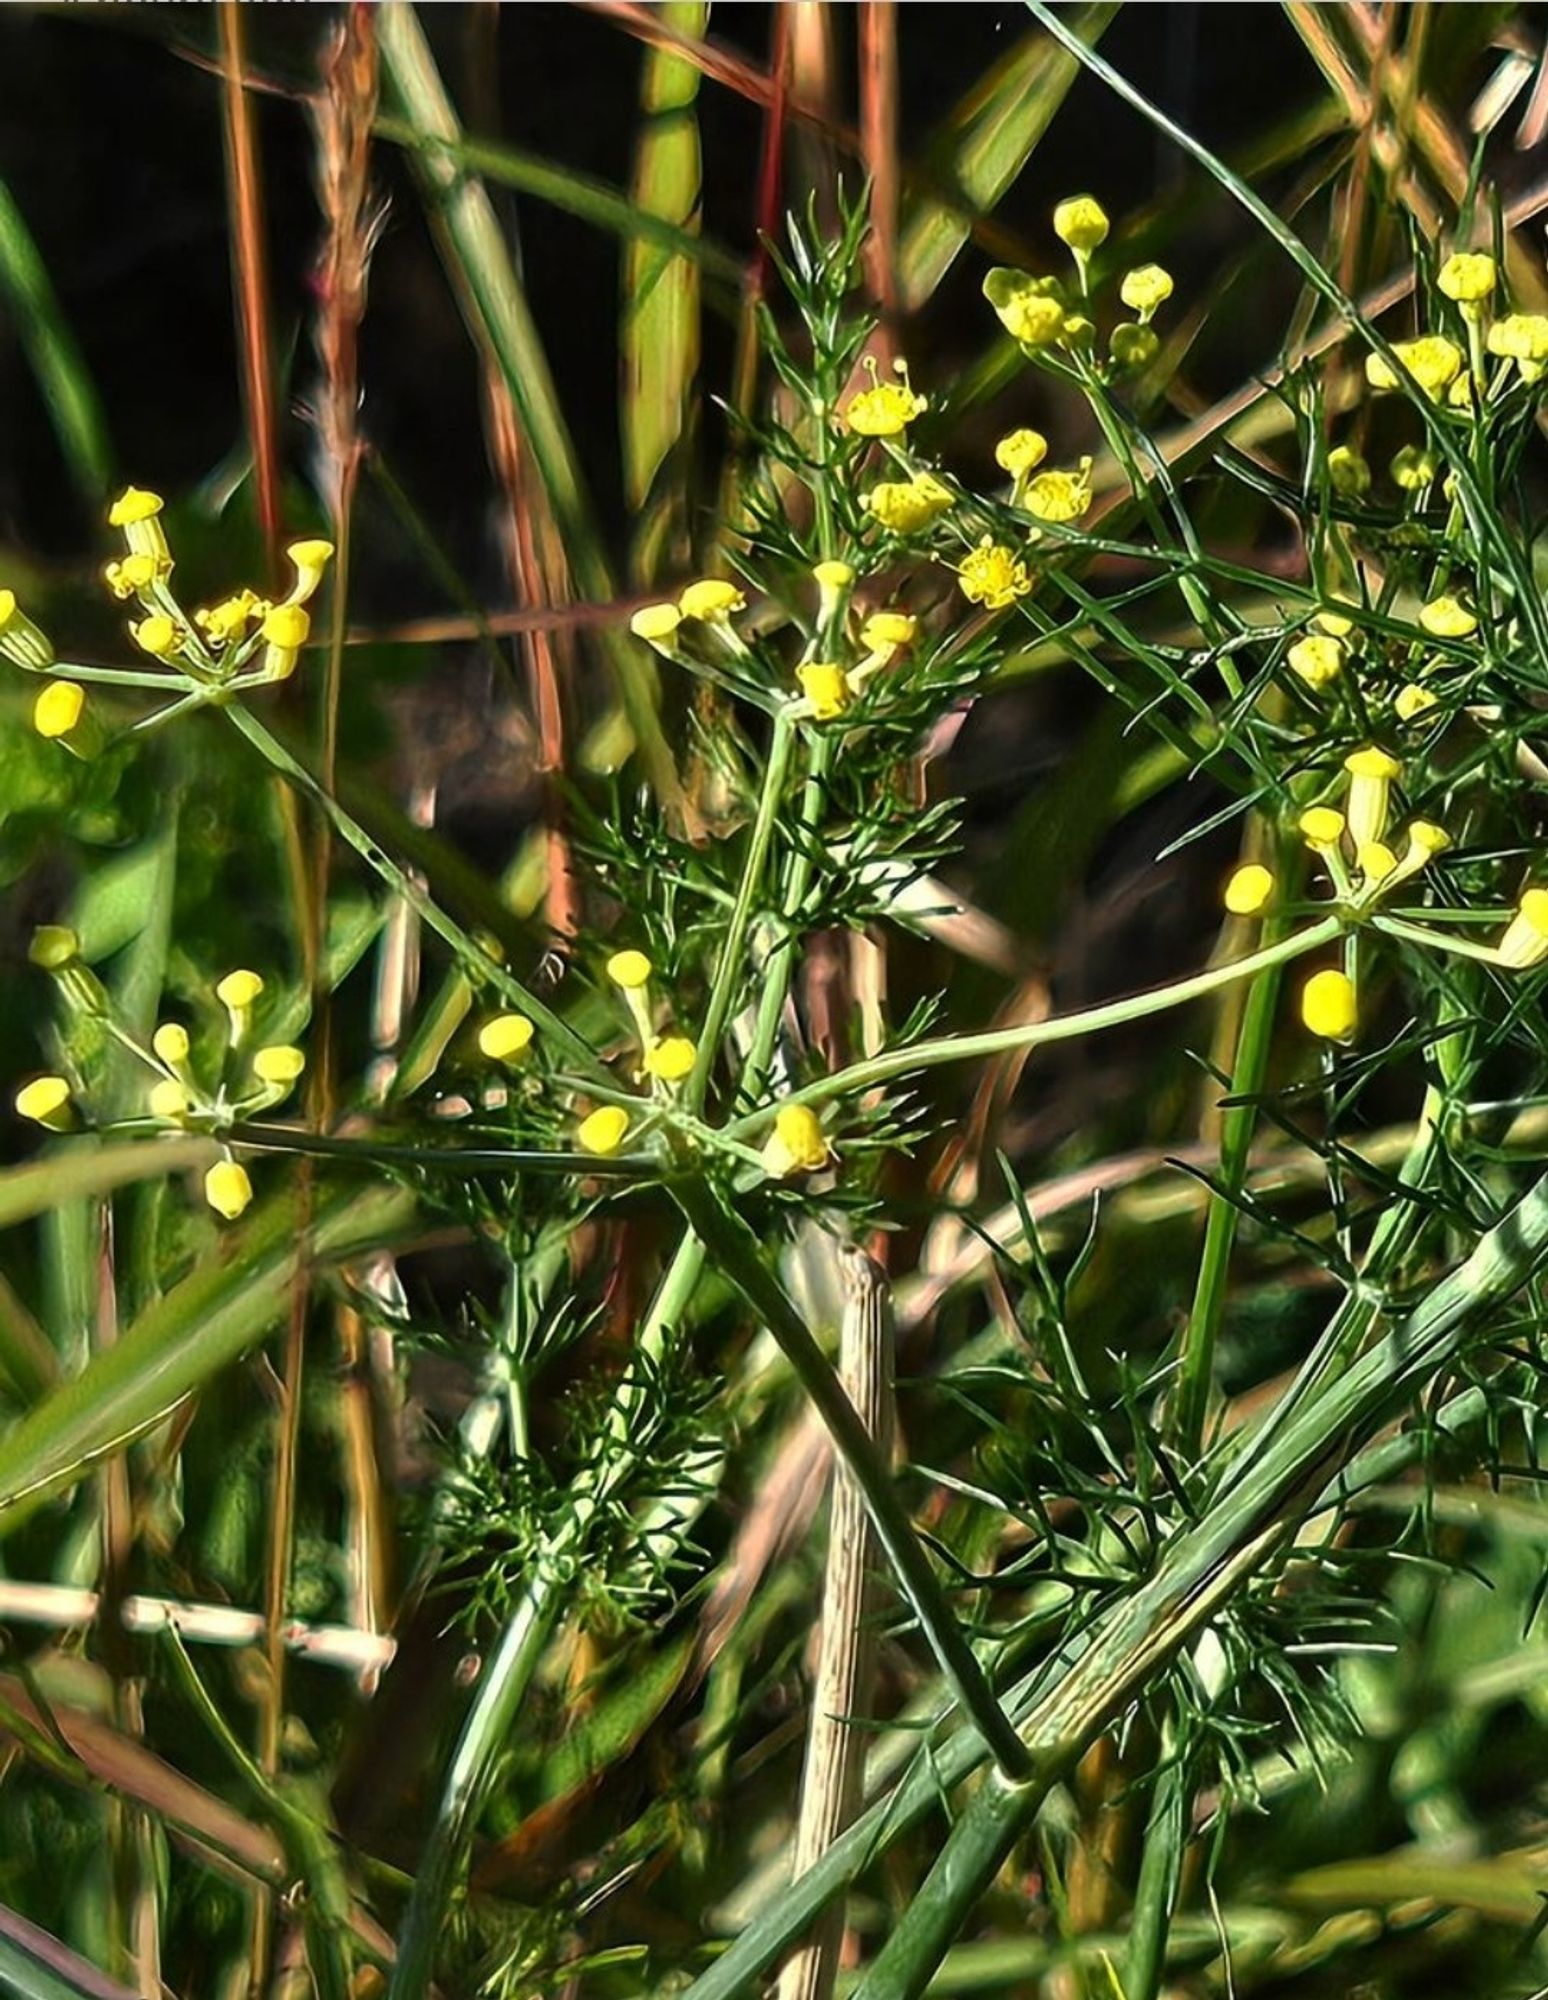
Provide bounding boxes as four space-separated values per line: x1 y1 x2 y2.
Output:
204 1159 254 1221
260 603 309 681
797 662 850 721
131 613 184 661
984 269 1067 349
1024 459 1093 525
152 1023 191 1066
1437 251 1496 311
860 612 916 651
1224 864 1273 916
1344 747 1401 849
577 1104 632 1156
148 1078 190 1122
994 429 1048 478
1497 888 1548 970
1108 323 1159 371
107 486 169 561
1365 335 1462 399
812 560 855 592
1386 820 1450 890
217 968 263 1044
843 357 927 438
1394 682 1438 722
1356 841 1397 886
957 539 1032 610
1119 265 1174 320
28 927 79 970
285 539 335 605
863 474 953 534
1287 635 1344 689
1053 194 1109 256
1327 446 1370 497
0 590 54 672
196 590 269 646
1419 595 1477 639
1301 967 1357 1042
762 1102 830 1178
1059 313 1096 349
606 950 653 991
1487 312 1548 381
477 1014 535 1062
1298 806 1346 850
679 578 746 623
33 681 84 741
253 1044 306 1088
1312 608 1354 637
630 602 682 647
643 1035 696 1083
1390 445 1438 490
15 1075 73 1131
104 552 161 601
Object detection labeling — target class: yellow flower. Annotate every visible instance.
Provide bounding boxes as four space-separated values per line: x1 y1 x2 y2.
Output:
1487 312 1548 381
1312 607 1354 637
984 269 1067 349
1390 445 1438 490
148 1078 190 1122
477 1014 535 1063
1053 194 1109 257
285 539 335 605
679 578 745 623
762 1103 830 1178
15 1075 73 1131
217 968 263 1045
1287 634 1344 689
1224 864 1273 916
103 552 161 601
152 1023 191 1067
131 613 184 661
1298 806 1346 851
860 612 916 651
1394 682 1438 722
577 1105 632 1156
1387 820 1450 890
28 927 79 970
1109 323 1159 371
1024 459 1092 525
1327 446 1370 497
1343 747 1401 848
1437 251 1496 311
630 602 682 646
814 561 855 631
204 1159 254 1221
957 539 1032 610
1119 264 1174 320
643 1035 696 1083
606 949 653 991
107 486 169 562
1301 968 1357 1042
843 357 927 437
196 590 269 646
1365 335 1462 399
863 474 952 535
253 1044 306 1088
260 603 309 680
0 591 54 671
797 662 850 721
1497 888 1548 969
994 429 1048 478
1418 595 1477 639
1357 841 1397 886
33 681 84 741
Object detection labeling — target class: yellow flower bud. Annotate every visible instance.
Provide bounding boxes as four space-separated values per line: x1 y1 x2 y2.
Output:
15 1074 73 1131
762 1103 830 1178
606 950 652 991
1053 194 1109 257
260 603 309 681
643 1035 696 1083
796 662 850 721
252 1044 306 1088
1287 635 1344 689
1418 595 1477 639
1312 607 1354 637
984 269 1067 349
1365 336 1462 399
812 560 856 592
204 1159 253 1221
1301 968 1357 1042
842 357 927 437
33 681 85 741
1119 264 1174 320
217 968 263 1045
1109 322 1159 371
1437 251 1495 312
1394 682 1438 722
1224 864 1273 916
1487 312 1548 381
285 539 335 605
1356 840 1397 886
148 1079 190 1122
153 1022 191 1067
1385 820 1450 891
863 475 953 535
994 429 1048 478
679 578 746 623
860 612 916 651
132 613 183 661
29 927 79 971
576 1105 632 1156
1298 806 1346 850
1390 445 1439 491
1327 446 1370 497
630 603 682 647
477 1014 535 1062
108 486 169 562
1498 888 1548 970
0 591 55 671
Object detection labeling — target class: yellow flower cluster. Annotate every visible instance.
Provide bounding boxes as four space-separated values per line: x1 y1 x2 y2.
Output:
984 196 1174 380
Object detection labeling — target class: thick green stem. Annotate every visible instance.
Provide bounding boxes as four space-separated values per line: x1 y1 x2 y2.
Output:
689 707 796 1112
671 1174 1034 1782
741 733 836 1104
1123 1755 1188 2000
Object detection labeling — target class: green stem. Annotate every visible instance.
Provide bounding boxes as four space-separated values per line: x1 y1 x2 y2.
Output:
1172 946 1285 1458
688 707 795 1113
670 1174 1034 1782
740 732 836 1103
1123 1755 1188 2000
728 917 1343 1134
222 704 606 1080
